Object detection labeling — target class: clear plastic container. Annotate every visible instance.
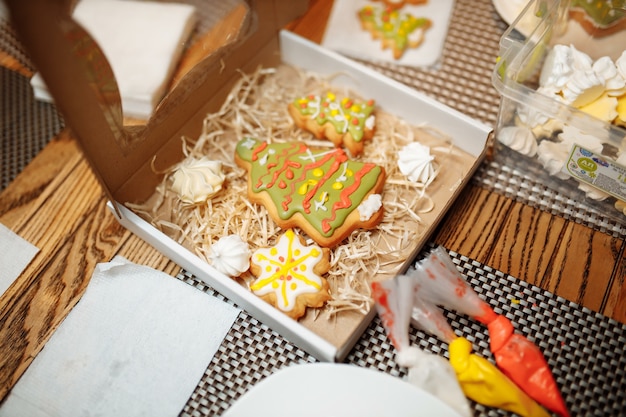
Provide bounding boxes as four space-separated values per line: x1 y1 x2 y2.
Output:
492 0 626 224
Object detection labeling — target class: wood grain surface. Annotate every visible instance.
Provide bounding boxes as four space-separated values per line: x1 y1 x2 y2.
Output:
1 0 624 404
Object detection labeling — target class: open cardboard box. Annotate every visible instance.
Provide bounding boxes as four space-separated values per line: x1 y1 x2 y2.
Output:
8 0 491 361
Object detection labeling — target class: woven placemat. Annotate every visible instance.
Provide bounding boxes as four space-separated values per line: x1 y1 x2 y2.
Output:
0 66 64 191
176 242 626 417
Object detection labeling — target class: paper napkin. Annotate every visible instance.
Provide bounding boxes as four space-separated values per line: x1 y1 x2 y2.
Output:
322 0 454 68
0 256 240 417
30 0 197 119
0 223 39 296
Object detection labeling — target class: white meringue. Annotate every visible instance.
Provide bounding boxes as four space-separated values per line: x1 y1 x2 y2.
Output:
577 182 610 201
558 125 604 153
562 68 605 107
539 44 618 107
516 94 551 126
358 193 382 221
207 235 251 277
615 51 626 80
397 142 436 183
497 125 538 156
536 140 570 179
170 157 225 205
539 44 576 89
593 56 625 95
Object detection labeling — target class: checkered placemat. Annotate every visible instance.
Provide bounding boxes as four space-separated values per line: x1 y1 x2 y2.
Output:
176 244 626 417
0 66 64 191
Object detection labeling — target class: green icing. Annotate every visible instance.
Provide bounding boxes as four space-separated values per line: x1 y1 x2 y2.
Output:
570 0 626 26
292 93 375 142
236 138 383 238
358 6 431 51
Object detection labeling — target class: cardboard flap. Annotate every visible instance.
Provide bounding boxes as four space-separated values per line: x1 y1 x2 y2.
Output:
5 0 308 207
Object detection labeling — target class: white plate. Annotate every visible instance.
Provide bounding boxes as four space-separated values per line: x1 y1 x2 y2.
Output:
322 0 454 67
492 0 530 26
222 363 463 417
492 0 534 36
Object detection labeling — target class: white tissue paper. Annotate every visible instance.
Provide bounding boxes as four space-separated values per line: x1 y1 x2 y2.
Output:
0 256 240 417
0 223 39 296
30 0 197 119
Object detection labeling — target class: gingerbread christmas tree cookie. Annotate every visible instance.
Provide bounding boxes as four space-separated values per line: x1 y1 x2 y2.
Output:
288 92 376 155
358 5 432 60
235 137 386 247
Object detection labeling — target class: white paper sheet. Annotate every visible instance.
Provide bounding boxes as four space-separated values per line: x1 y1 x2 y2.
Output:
0 223 39 296
322 0 454 67
30 0 197 119
0 256 240 417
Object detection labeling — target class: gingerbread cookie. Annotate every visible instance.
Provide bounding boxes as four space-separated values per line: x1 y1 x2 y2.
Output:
288 92 376 155
249 229 331 320
235 137 385 248
358 5 432 60
372 0 428 9
569 0 626 37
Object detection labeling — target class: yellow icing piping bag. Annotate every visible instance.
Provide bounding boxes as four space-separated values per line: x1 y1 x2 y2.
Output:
449 337 551 417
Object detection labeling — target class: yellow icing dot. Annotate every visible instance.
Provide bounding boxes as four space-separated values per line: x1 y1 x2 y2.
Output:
326 92 336 101
272 281 279 289
346 169 354 177
298 179 318 195
331 109 339 117
332 182 344 190
290 283 297 291
297 98 308 105
313 168 324 177
344 114 350 120
351 104 361 112
270 247 278 256
311 248 320 257
300 264 307 271
265 265 272 272
294 249 301 257
383 22 393 31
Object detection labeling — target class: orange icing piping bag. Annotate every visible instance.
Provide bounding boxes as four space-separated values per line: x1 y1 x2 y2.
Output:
414 246 570 417
371 276 471 417
487 315 570 417
449 337 551 417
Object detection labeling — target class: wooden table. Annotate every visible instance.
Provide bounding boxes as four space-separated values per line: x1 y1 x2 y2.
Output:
1 0 625 407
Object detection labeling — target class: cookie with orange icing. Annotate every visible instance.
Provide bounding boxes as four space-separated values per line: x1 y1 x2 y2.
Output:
358 5 432 60
250 229 331 320
569 0 626 37
235 137 385 248
288 92 376 155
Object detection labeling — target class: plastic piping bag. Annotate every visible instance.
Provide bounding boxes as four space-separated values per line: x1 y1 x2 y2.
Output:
408 278 550 417
371 276 471 417
414 246 569 417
